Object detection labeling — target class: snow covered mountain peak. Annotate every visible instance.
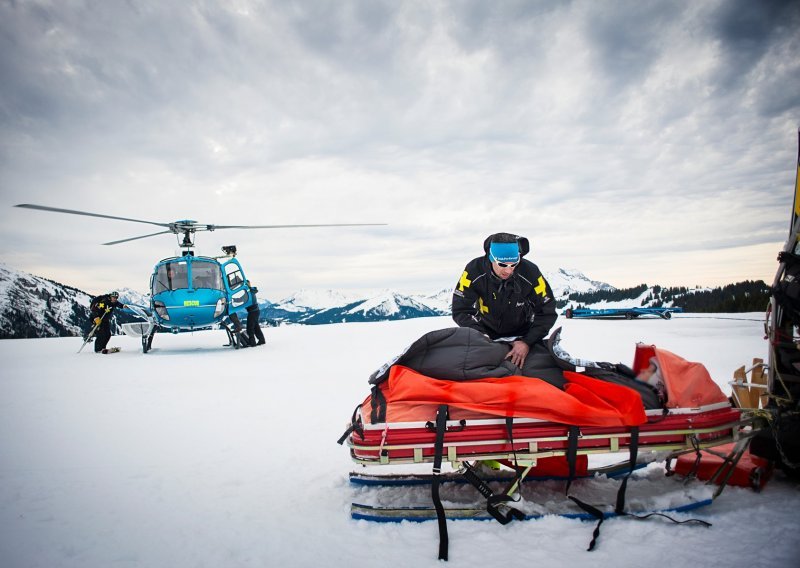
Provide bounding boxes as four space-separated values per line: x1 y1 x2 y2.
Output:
279 288 371 311
544 268 616 298
0 263 92 338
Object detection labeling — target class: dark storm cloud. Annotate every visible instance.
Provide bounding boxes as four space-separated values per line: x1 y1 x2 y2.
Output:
580 1 677 92
710 0 800 116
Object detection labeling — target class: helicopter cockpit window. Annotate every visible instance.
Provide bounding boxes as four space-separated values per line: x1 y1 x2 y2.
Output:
225 263 245 290
191 261 223 290
153 263 188 294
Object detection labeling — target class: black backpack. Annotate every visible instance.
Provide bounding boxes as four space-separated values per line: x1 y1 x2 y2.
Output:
774 251 800 322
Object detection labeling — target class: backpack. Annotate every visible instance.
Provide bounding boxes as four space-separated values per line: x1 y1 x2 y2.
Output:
773 251 800 322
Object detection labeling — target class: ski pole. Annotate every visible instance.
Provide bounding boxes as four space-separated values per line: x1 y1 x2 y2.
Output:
78 309 109 353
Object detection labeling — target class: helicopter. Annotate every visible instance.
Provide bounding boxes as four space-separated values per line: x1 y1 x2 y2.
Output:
14 203 385 353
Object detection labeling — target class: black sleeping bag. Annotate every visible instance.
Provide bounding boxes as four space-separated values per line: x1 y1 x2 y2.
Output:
369 327 567 388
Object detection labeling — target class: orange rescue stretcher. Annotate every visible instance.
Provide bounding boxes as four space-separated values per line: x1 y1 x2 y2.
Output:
347 344 748 471
341 344 756 560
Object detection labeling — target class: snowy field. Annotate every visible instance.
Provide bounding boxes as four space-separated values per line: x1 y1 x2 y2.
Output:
1 313 799 567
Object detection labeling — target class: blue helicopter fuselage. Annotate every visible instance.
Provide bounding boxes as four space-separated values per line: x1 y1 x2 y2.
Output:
149 254 254 331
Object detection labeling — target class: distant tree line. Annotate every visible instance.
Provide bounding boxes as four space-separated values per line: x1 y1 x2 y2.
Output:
566 284 649 306
558 280 771 312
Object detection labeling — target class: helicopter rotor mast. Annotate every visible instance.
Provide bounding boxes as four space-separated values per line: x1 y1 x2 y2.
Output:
15 204 386 249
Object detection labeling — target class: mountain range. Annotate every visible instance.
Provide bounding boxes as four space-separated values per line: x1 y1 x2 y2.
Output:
0 262 737 339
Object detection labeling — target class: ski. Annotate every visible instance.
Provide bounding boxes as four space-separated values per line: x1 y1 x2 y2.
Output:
350 497 713 523
350 460 648 487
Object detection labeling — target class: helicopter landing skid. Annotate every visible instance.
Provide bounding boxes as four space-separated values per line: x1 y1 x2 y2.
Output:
222 313 251 349
222 324 250 349
142 329 156 354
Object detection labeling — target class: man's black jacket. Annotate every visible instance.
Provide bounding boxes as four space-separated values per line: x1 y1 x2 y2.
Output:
90 295 125 323
452 256 557 346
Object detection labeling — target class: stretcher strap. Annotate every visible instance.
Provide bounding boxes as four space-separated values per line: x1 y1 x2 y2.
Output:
462 462 495 499
461 462 525 525
567 496 605 551
486 494 526 525
564 426 581 495
615 427 639 514
504 417 523 490
336 404 363 445
563 427 605 550
615 429 710 532
369 385 387 424
432 405 449 561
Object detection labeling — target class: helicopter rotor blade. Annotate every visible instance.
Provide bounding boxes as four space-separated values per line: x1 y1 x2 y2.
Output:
102 231 175 246
211 223 387 229
15 204 170 228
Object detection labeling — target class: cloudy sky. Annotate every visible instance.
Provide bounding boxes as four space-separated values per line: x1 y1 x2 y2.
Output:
1 0 798 299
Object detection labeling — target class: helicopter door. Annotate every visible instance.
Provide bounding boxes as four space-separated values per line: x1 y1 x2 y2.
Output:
222 259 251 309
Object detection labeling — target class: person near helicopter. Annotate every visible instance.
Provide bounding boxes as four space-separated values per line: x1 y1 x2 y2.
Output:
452 232 563 386
89 291 127 353
246 281 266 346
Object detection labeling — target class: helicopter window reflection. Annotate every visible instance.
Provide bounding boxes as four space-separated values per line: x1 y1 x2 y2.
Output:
153 261 225 294
167 263 188 290
225 264 245 289
191 261 223 290
153 263 188 294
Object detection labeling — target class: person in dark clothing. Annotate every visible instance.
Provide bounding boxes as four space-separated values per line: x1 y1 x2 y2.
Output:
452 233 563 386
89 291 127 353
246 282 265 346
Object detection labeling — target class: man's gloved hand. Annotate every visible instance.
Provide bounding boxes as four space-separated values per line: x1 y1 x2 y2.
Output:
93 317 102 325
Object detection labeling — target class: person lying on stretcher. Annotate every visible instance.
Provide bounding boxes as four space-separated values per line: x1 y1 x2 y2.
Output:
636 357 667 403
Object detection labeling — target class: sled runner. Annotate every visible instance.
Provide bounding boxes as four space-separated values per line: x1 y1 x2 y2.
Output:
340 333 755 560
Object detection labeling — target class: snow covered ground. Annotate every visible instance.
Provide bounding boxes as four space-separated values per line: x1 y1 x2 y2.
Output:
1 314 798 567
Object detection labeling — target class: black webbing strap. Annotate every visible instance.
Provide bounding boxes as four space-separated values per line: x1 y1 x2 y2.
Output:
461 462 525 525
486 494 526 525
369 385 386 424
621 510 712 527
617 429 711 529
567 496 606 551
614 427 639 514
336 404 363 445
462 462 495 499
564 426 581 495
432 405 449 561
504 417 523 488
563 426 606 551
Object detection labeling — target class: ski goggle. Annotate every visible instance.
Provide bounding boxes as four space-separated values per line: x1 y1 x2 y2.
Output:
495 261 518 268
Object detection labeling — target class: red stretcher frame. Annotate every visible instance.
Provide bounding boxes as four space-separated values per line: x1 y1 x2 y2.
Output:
347 402 746 467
